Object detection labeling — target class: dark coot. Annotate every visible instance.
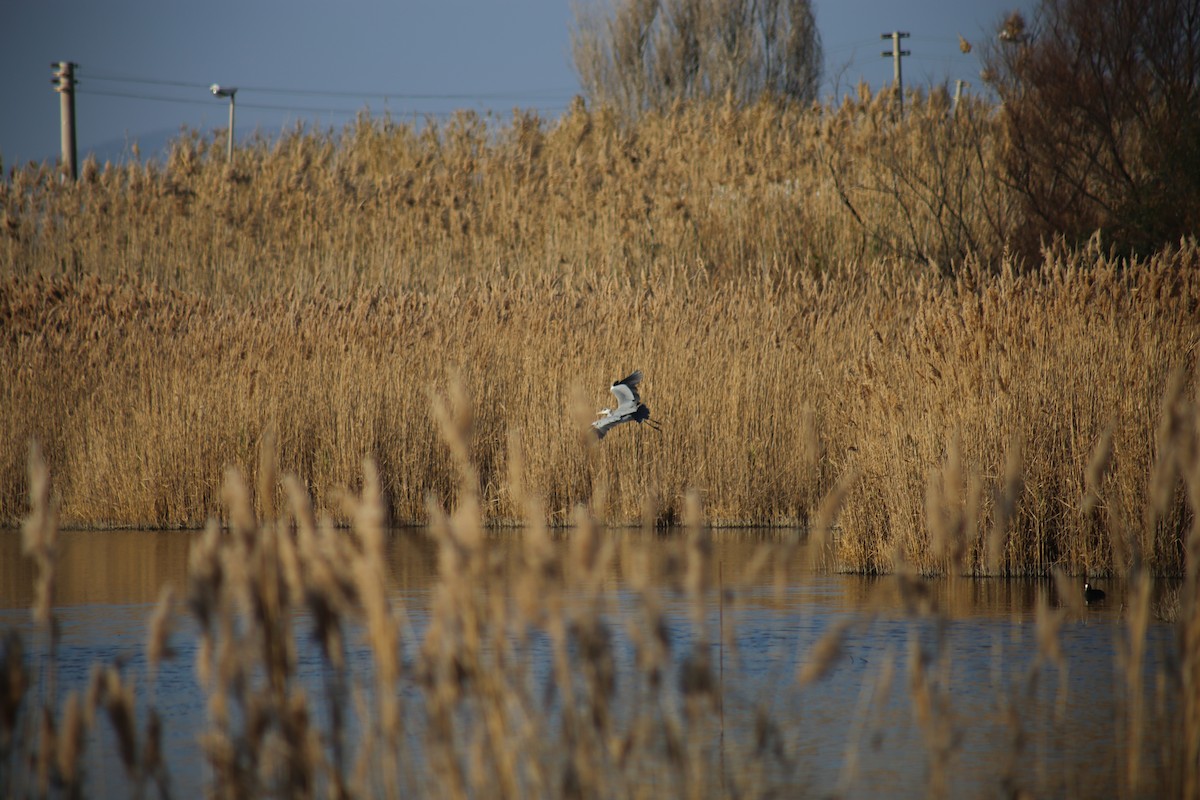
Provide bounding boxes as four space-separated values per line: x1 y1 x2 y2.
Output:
1084 582 1106 603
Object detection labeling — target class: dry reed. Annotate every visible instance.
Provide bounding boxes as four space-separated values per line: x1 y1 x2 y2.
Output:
3 92 1197 576
3 243 1196 577
1 91 1199 794
0 395 1194 797
1 92 1008 295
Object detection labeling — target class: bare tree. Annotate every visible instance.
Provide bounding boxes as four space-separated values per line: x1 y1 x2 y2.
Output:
572 0 822 114
983 0 1200 259
821 85 1017 273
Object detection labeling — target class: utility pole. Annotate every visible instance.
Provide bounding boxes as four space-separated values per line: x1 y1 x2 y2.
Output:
51 61 78 180
880 32 910 114
953 79 970 116
210 85 238 162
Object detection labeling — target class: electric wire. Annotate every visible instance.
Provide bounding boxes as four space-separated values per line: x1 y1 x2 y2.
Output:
83 71 576 103
76 87 567 119
71 50 967 143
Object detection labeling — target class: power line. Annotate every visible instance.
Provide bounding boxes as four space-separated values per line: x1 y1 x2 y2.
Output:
907 35 973 46
80 87 367 115
83 70 576 103
78 88 216 107
76 87 567 120
906 54 971 64
85 73 209 90
823 38 887 54
237 84 574 101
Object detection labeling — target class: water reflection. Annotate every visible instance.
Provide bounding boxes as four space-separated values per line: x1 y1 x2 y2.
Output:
0 527 1178 797
0 529 194 608
0 527 1146 618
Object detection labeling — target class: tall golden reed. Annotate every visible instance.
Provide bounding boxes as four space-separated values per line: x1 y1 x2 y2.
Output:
1 401 1193 797
0 92 1009 295
3 244 1196 577
0 91 1196 580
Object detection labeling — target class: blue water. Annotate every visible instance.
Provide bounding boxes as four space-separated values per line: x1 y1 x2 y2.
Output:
0 530 1178 798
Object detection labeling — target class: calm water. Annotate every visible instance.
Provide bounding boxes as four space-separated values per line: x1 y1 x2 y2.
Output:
0 528 1178 798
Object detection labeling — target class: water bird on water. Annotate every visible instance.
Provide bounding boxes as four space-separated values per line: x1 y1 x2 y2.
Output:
592 370 662 439
1084 582 1106 603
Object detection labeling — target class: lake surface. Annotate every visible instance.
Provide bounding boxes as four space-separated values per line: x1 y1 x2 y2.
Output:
0 528 1179 798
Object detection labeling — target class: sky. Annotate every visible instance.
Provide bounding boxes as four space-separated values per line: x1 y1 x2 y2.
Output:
1 0 1031 170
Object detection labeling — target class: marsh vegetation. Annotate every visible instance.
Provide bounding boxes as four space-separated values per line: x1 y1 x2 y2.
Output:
1 430 1192 798
2 92 1198 576
3 1 1200 789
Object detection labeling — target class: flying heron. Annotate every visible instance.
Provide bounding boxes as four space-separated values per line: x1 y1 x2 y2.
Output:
592 370 662 439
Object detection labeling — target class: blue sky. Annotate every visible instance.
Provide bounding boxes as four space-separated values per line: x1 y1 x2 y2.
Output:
2 1 1030 170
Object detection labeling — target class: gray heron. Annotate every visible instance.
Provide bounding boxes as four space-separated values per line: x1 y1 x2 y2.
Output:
592 370 662 439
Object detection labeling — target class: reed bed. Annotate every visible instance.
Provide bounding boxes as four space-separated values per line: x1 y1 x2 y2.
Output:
1 413 1195 798
1 91 1008 295
3 84 1199 797
1 90 1197 577
2 242 1197 576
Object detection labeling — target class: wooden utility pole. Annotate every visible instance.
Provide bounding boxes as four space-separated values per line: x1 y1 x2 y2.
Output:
51 61 78 180
880 32 910 114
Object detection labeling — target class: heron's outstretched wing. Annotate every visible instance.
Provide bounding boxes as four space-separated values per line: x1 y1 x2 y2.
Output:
610 370 643 406
615 370 643 388
591 412 624 439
